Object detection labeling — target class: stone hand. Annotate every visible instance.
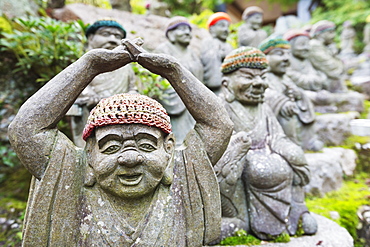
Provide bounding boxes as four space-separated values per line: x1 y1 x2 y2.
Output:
84 44 133 75
219 131 251 185
280 101 298 118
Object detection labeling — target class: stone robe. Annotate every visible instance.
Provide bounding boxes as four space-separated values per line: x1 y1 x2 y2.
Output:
264 73 318 150
287 55 364 113
216 100 310 239
200 37 233 95
154 42 203 145
21 129 221 246
237 24 267 48
309 38 347 93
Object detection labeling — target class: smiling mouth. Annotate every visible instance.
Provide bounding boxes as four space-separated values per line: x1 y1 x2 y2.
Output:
118 174 143 186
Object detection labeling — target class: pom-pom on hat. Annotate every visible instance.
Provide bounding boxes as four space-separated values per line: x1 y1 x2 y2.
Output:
242 6 264 21
166 16 192 38
310 20 336 38
207 12 231 29
82 93 172 141
221 46 269 74
283 29 310 41
258 37 291 54
85 18 126 38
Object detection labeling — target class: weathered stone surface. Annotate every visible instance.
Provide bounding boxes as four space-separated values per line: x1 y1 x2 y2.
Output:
0 0 38 18
210 214 353 247
315 112 359 146
304 147 357 197
51 3 210 53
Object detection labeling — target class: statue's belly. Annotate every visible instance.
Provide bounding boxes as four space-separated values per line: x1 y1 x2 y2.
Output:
244 148 293 189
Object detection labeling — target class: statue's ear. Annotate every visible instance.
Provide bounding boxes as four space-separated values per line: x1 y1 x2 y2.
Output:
167 30 176 43
84 164 96 187
222 77 235 103
164 133 175 155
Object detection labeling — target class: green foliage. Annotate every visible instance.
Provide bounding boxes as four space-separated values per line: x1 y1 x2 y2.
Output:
131 0 147 15
306 176 370 241
162 0 233 16
220 229 261 246
0 16 87 84
188 9 214 29
66 0 112 9
0 17 12 33
310 0 370 53
133 63 170 100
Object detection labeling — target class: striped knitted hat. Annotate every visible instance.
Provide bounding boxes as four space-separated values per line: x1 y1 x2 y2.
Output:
166 16 192 38
207 12 231 29
82 93 172 140
85 18 126 38
258 38 291 54
310 20 335 38
283 29 310 41
221 46 269 74
242 6 263 20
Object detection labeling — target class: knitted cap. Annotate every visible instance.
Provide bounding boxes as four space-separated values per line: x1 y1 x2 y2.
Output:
85 18 126 38
207 12 231 29
283 29 310 41
166 16 192 38
258 38 291 54
82 94 172 140
242 6 263 20
310 20 335 38
221 46 269 74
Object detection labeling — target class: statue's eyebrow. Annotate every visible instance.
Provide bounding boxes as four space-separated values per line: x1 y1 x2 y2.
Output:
97 133 122 149
134 132 159 144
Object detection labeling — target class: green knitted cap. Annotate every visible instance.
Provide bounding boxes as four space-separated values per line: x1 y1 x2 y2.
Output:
258 37 290 54
221 46 269 74
85 18 126 38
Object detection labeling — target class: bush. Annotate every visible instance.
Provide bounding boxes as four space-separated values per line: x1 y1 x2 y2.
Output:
0 16 87 84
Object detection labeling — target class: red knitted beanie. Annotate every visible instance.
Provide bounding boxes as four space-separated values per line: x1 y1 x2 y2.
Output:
82 93 172 140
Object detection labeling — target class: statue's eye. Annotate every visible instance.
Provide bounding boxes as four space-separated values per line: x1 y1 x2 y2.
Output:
103 145 121 154
139 143 156 152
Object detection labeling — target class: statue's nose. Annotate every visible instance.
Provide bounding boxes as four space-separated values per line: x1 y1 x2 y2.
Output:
117 150 144 168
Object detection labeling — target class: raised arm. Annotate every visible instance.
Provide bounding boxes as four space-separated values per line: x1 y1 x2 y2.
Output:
123 40 233 165
8 46 132 178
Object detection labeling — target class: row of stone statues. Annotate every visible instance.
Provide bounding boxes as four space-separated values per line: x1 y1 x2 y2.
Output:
8 6 367 246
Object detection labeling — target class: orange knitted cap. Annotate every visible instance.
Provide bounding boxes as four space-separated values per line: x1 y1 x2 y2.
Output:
207 12 231 29
82 93 172 140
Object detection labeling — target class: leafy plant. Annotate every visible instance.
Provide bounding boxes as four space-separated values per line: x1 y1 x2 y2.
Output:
0 16 87 84
66 0 112 8
133 63 170 100
220 229 261 246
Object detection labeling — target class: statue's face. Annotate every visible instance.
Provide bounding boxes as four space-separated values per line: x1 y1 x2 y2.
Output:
226 67 268 105
247 13 263 30
267 48 290 75
210 20 230 41
169 24 192 46
291 36 310 59
88 124 174 199
87 27 125 50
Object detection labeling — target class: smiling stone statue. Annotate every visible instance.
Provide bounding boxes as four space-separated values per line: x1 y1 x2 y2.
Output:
8 39 232 246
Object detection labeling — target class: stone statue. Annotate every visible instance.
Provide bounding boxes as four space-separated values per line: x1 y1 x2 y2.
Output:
154 16 203 145
200 12 233 95
70 19 136 147
340 21 356 56
237 6 268 48
258 38 323 151
363 15 370 54
284 29 364 113
8 38 233 246
215 46 317 241
308 20 347 93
